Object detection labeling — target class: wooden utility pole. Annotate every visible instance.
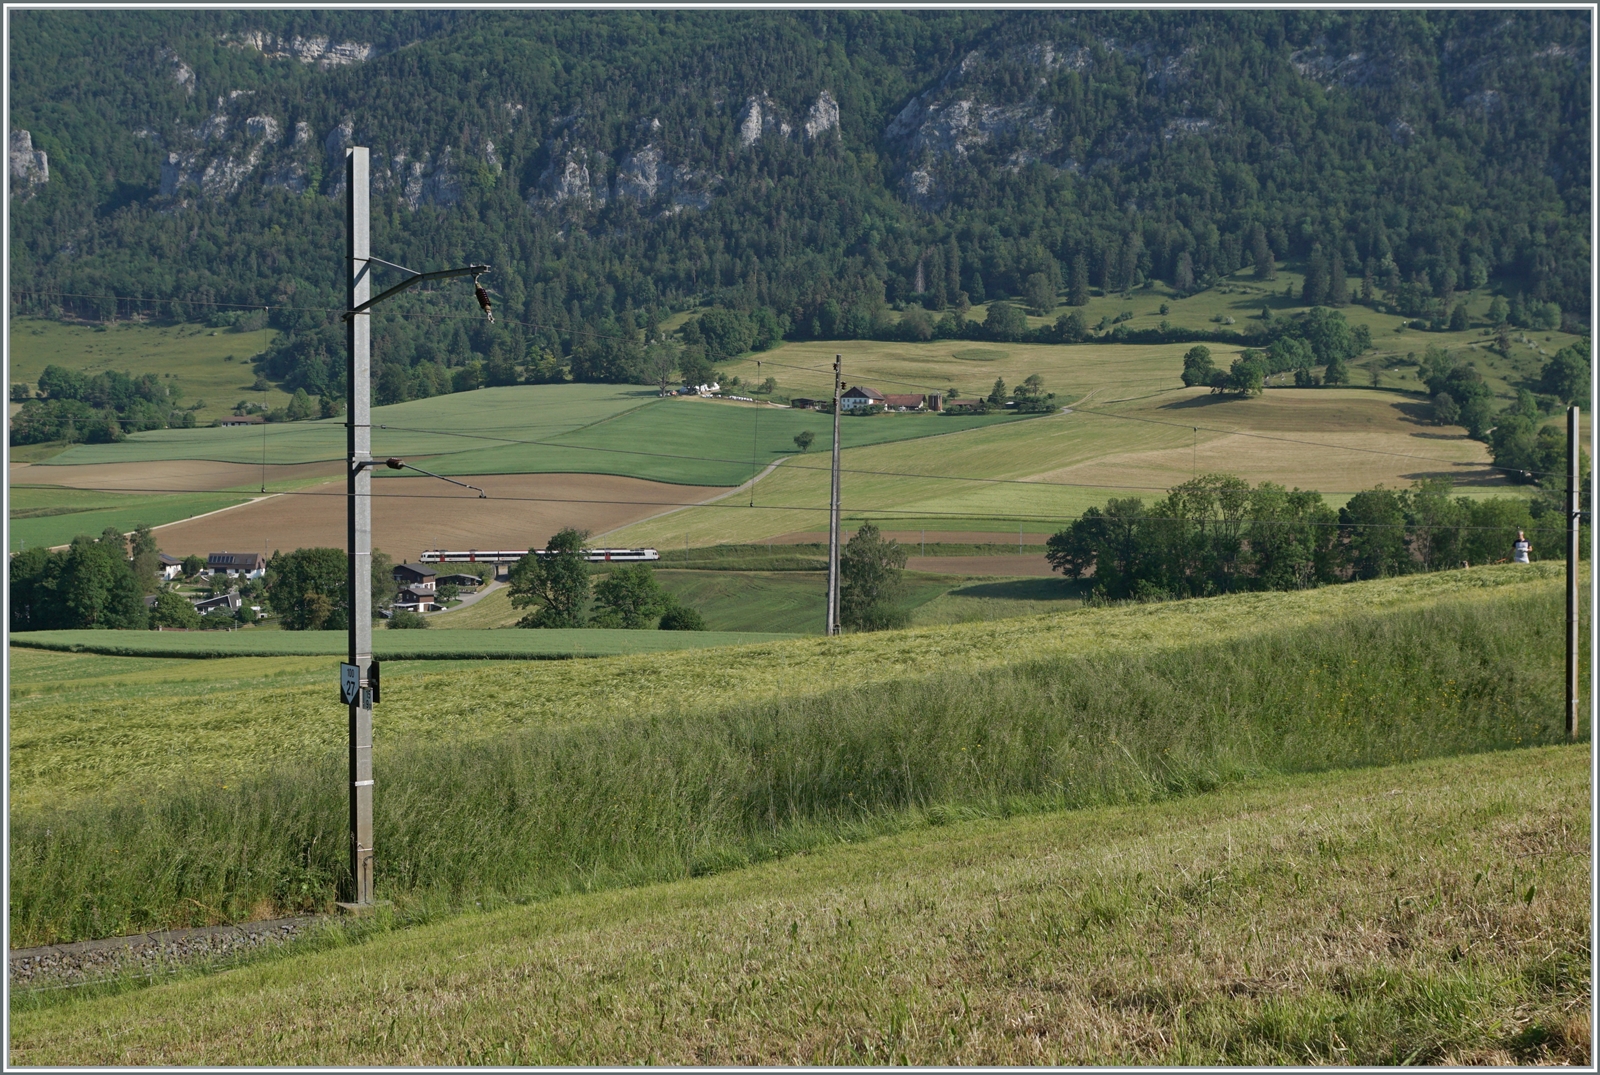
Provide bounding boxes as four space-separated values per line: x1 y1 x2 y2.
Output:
1567 404 1581 741
826 354 843 636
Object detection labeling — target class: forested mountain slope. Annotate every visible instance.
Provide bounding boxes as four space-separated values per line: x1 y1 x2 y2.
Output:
9 10 1590 397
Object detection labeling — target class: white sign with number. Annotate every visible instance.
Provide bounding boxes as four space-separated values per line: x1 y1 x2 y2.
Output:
340 663 360 705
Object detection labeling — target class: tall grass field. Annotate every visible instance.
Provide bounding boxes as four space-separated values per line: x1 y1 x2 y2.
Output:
9 568 1583 947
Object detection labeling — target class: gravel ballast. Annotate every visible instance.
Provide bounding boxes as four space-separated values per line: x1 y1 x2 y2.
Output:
9 916 324 989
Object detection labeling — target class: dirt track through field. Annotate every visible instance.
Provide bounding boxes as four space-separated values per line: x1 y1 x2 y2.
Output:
143 474 731 558
905 554 1056 576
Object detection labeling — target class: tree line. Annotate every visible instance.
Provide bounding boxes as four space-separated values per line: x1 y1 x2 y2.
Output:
1046 472 1585 602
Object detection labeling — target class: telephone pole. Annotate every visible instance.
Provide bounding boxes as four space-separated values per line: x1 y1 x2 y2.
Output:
826 354 843 636
1567 404 1581 741
340 146 488 908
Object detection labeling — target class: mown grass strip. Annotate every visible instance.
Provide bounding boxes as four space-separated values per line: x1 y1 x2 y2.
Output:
9 578 1583 948
6 627 800 660
9 746 1589 1065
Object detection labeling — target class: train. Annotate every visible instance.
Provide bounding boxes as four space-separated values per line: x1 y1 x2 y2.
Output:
418 548 660 565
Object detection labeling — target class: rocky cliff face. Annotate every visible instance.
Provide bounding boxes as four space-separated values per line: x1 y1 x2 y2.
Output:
9 129 49 197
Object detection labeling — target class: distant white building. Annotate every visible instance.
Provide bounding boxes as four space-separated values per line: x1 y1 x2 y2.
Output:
839 386 885 411
207 552 266 579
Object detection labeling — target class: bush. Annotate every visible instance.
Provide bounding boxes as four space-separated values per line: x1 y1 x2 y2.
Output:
386 610 430 629
658 603 706 631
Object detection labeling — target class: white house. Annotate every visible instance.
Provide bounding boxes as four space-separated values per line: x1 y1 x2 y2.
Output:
839 386 886 411
206 552 266 579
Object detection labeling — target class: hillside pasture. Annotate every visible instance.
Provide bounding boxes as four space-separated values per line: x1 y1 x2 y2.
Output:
603 379 1516 549
8 318 284 428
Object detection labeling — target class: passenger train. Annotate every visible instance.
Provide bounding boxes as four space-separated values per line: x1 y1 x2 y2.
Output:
418 548 660 565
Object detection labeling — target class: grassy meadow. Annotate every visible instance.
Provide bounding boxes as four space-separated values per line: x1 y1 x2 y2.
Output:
8 317 284 427
8 485 255 551
8 565 1583 947
10 744 1587 1065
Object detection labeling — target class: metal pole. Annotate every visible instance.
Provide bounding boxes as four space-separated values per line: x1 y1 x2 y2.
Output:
344 147 375 907
1567 404 1581 742
826 354 843 636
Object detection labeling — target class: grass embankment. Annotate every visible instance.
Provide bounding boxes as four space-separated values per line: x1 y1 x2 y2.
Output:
10 566 1563 809
11 746 1589 1065
9 485 253 552
9 567 1583 947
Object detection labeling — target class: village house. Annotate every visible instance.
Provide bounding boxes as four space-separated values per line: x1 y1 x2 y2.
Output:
156 553 184 581
839 386 886 412
394 584 440 612
393 562 437 591
206 551 266 579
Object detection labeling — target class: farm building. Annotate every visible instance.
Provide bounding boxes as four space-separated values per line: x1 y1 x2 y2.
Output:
943 398 986 413
192 592 242 616
882 393 942 412
435 573 483 591
840 386 886 411
207 551 266 579
218 414 265 426
790 397 819 410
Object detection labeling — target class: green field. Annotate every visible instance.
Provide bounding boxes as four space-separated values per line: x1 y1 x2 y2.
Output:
602 385 1517 549
8 485 254 551
10 745 1586 1065
909 575 1089 625
33 385 1028 487
8 318 285 426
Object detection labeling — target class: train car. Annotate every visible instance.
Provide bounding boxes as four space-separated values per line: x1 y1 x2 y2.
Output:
418 548 659 564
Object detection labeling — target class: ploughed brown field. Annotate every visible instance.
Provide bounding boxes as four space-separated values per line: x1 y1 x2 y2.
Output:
93 473 730 558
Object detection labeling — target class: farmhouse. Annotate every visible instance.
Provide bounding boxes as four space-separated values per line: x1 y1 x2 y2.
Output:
156 553 184 581
207 551 266 579
218 414 265 426
839 386 885 411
